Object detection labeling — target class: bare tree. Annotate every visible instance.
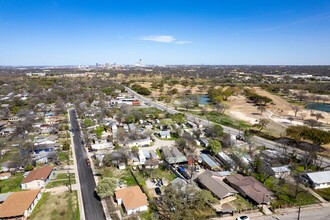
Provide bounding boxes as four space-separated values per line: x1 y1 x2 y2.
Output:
291 105 300 117
257 105 266 115
315 113 324 121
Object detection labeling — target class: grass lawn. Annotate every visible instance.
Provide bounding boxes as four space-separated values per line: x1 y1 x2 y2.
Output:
120 169 137 186
46 179 76 189
0 150 20 163
206 111 251 129
58 151 69 162
264 177 318 207
0 172 24 193
99 167 137 186
229 195 254 211
56 173 75 180
315 188 330 201
30 191 80 220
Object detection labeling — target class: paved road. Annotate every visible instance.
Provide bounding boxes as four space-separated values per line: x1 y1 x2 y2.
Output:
125 86 330 167
69 110 105 220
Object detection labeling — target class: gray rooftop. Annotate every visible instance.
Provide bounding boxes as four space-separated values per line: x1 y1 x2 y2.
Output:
200 153 219 169
197 170 237 199
306 170 330 184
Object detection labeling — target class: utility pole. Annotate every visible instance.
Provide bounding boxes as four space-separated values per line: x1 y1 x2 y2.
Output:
297 205 301 220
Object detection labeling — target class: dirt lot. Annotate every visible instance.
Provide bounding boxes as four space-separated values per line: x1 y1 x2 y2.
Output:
30 191 79 220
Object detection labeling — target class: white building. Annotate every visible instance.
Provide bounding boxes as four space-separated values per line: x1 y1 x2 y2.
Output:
304 171 330 189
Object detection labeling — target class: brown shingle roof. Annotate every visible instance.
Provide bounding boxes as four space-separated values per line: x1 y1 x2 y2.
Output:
22 166 53 184
197 170 238 199
0 190 40 218
115 186 148 210
225 174 273 204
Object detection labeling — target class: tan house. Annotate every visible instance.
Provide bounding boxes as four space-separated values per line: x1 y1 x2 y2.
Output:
0 190 41 219
115 186 148 215
21 166 53 190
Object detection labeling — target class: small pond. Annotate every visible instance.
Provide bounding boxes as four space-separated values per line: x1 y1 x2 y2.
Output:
305 102 330 113
198 94 210 105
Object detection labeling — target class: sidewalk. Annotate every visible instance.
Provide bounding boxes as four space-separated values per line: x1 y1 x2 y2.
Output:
299 184 328 203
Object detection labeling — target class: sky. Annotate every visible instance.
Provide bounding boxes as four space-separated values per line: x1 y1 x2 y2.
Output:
1 0 330 66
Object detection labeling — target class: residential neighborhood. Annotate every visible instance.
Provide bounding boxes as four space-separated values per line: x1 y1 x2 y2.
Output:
0 68 329 220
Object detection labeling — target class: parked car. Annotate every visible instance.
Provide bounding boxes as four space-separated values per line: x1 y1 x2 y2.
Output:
155 187 162 196
236 216 250 220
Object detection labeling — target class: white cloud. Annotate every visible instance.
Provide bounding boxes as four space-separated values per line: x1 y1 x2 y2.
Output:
138 35 176 43
175 41 193 44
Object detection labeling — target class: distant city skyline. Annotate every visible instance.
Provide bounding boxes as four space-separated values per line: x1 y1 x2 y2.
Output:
1 0 330 65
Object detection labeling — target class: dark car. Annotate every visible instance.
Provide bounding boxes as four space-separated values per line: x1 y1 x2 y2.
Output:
155 187 162 196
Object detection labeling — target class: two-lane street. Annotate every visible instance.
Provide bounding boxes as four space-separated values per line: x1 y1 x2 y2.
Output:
69 110 105 220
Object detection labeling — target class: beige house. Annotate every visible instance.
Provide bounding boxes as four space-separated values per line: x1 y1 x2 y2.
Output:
21 166 53 190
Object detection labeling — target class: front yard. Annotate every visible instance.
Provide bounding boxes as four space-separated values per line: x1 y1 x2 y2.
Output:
264 177 319 207
46 172 76 189
315 188 330 201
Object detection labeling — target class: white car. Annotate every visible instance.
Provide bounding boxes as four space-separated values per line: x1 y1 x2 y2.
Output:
236 216 250 220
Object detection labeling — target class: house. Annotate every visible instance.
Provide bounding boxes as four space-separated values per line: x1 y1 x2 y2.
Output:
0 127 15 136
225 174 273 205
91 139 114 150
216 152 237 171
302 170 330 189
199 138 209 147
126 137 152 148
186 121 197 130
161 146 187 164
115 186 148 215
268 165 291 179
0 190 41 219
0 172 11 180
0 193 12 204
197 170 238 201
21 166 53 190
199 154 220 171
118 163 126 170
159 130 171 139
34 135 58 146
128 123 136 131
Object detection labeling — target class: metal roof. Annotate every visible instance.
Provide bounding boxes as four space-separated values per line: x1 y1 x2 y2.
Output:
306 170 330 184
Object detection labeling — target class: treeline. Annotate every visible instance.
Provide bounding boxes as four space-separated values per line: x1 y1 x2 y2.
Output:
286 126 330 145
131 84 152 95
244 89 272 105
208 87 240 103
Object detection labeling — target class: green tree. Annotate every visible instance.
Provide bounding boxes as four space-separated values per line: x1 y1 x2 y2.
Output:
96 177 117 199
205 124 223 140
207 140 221 155
255 119 269 131
159 185 216 220
83 118 94 127
125 114 136 124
